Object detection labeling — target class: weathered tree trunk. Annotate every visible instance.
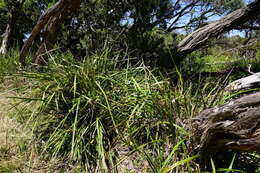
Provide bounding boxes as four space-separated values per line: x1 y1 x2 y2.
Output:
19 0 81 66
192 73 260 157
225 72 260 91
19 0 66 65
177 0 260 55
33 2 76 65
34 0 81 65
32 17 62 65
193 92 260 154
0 0 25 55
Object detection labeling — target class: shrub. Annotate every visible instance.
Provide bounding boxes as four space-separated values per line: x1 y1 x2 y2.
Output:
17 50 225 171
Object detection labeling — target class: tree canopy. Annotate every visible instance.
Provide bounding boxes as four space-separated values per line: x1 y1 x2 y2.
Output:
1 1 260 172
0 0 259 66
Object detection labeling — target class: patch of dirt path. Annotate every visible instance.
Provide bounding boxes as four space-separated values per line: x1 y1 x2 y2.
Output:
0 87 79 172
0 88 26 172
0 89 18 143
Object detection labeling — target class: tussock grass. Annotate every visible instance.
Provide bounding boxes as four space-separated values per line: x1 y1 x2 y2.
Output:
0 81 82 172
0 49 258 173
13 50 226 172
2 48 256 172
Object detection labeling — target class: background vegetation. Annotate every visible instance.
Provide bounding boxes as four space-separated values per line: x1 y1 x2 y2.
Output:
0 0 259 172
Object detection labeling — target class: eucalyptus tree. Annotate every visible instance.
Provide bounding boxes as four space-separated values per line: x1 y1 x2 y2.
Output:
0 0 46 54
19 0 260 66
59 0 246 60
20 0 80 65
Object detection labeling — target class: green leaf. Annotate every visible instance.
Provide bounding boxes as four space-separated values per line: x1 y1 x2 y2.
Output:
210 157 216 173
160 140 184 171
162 155 199 173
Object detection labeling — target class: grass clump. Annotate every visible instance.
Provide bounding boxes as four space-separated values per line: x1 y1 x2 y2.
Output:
13 50 225 172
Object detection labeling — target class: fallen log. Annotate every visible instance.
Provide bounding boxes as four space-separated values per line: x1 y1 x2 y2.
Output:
225 72 260 91
193 92 260 154
192 73 260 157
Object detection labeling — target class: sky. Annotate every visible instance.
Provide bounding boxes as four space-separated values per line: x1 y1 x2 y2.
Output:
172 0 252 37
121 0 251 37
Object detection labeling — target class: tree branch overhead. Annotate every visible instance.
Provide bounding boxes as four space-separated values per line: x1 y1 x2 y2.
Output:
177 0 260 55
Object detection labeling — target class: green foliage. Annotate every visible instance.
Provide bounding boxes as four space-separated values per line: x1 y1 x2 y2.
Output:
127 27 179 67
211 0 245 13
0 0 44 49
0 49 20 82
59 0 247 63
0 0 5 8
185 37 260 75
12 49 227 171
0 0 259 171
1 45 257 171
47 0 58 8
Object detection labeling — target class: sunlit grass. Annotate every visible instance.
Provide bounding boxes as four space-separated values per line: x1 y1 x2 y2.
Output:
1 48 256 172
10 49 227 172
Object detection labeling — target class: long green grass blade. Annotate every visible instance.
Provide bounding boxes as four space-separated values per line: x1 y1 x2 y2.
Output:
162 155 199 173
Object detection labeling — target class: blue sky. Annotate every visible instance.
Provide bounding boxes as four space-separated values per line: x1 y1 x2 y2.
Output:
120 0 251 37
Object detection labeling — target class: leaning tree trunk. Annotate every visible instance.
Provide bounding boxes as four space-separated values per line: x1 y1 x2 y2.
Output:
33 0 80 65
177 0 260 55
32 16 62 65
19 0 81 66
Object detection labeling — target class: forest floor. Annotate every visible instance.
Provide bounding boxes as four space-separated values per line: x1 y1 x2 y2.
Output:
0 84 41 172
0 88 21 172
0 86 32 172
0 85 147 172
0 83 78 173
0 78 154 172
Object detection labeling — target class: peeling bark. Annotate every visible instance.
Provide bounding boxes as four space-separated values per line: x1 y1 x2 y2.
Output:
177 0 260 55
225 72 260 91
192 92 260 155
19 0 67 65
19 0 81 66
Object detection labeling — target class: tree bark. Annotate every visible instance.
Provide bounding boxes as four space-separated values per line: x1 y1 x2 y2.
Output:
19 0 66 65
192 91 260 155
34 0 81 65
189 73 260 170
225 72 260 91
19 0 81 66
33 2 70 65
177 0 260 55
